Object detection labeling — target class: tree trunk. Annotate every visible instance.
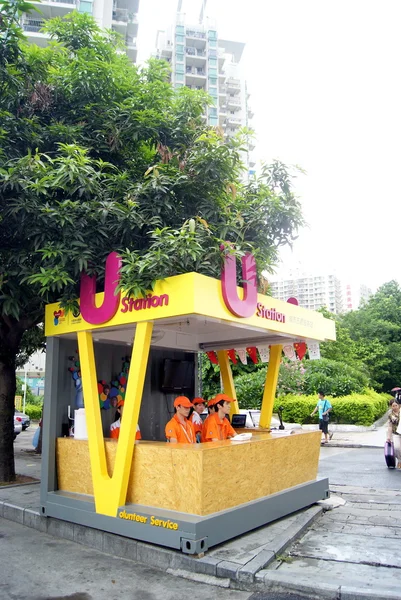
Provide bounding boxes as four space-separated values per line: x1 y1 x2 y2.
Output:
0 357 17 482
0 320 24 483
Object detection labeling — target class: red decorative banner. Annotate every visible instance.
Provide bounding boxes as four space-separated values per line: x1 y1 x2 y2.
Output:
227 349 238 364
294 342 307 360
246 346 259 364
206 351 219 365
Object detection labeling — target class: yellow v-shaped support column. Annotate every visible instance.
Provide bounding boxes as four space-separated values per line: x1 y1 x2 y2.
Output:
259 344 283 429
216 350 239 416
77 321 153 516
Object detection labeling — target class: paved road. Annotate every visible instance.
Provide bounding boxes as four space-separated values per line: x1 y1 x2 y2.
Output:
318 446 401 489
0 518 251 600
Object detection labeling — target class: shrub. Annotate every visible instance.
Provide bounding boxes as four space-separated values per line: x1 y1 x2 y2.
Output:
302 358 370 397
273 389 390 426
24 404 43 420
235 360 305 409
235 368 267 409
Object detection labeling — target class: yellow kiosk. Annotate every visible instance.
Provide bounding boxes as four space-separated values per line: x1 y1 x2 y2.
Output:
40 252 335 554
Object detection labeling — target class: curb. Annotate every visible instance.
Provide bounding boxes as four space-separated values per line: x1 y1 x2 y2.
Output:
0 495 322 587
323 443 381 449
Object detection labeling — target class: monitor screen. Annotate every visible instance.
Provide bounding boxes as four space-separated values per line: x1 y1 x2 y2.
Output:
161 359 194 392
231 414 247 428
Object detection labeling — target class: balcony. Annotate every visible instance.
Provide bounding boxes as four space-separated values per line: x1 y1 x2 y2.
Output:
126 35 137 61
30 0 76 17
186 29 206 39
185 47 206 57
227 97 241 110
113 7 129 22
227 77 241 89
22 18 45 33
185 67 206 76
185 84 206 91
226 116 242 126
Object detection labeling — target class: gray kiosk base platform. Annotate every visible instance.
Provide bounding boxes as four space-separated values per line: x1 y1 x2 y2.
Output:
42 478 329 554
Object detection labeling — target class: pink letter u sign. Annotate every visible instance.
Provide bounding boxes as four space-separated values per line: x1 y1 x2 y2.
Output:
80 252 122 325
221 252 257 318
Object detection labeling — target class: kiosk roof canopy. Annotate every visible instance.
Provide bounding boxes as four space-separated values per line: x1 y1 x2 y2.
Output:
45 272 336 352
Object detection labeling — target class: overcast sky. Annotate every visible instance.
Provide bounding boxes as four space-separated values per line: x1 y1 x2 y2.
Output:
137 0 401 290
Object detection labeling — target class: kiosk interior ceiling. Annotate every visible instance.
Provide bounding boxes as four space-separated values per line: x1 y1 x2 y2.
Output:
61 315 301 353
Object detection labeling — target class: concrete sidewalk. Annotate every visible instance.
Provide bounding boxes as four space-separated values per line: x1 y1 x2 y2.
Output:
2 424 400 599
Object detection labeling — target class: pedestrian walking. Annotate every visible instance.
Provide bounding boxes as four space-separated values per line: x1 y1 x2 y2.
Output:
310 390 332 444
387 400 401 468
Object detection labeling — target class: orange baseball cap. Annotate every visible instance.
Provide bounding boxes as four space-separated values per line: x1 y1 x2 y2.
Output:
214 393 235 404
117 399 125 407
192 397 206 406
174 396 193 408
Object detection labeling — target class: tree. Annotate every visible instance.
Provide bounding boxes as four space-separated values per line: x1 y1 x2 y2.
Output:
0 7 304 481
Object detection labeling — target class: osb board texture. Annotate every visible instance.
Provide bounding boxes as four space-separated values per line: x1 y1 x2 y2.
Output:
56 439 204 512
200 431 321 515
56 432 320 516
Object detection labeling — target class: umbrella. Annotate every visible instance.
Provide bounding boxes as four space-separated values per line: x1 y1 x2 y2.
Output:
391 387 401 392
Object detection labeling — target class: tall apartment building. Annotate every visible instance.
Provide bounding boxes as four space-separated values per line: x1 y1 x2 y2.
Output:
269 268 344 315
21 0 139 62
154 13 255 169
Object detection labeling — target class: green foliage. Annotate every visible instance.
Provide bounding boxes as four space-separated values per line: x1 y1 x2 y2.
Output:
15 377 36 404
302 358 370 397
276 390 389 426
320 282 401 392
235 368 266 409
233 357 369 409
0 7 305 481
24 403 42 420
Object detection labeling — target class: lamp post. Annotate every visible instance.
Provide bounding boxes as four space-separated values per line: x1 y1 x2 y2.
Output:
23 369 27 414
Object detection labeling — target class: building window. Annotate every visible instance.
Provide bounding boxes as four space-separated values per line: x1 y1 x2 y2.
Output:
175 53 184 63
209 39 217 48
176 35 184 44
209 107 217 116
208 67 217 77
208 77 217 86
175 83 183 88
79 0 93 13
208 30 217 40
176 63 184 73
208 57 217 67
176 25 185 34
176 44 184 53
175 73 184 82
209 116 218 126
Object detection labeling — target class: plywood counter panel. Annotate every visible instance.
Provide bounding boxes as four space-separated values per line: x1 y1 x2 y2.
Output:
56 430 321 515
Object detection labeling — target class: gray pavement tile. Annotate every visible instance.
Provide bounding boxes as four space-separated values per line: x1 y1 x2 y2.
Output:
275 557 401 599
291 530 401 568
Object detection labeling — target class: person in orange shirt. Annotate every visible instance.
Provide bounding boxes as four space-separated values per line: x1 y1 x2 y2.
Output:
110 400 142 440
191 397 207 442
201 393 237 442
165 396 196 444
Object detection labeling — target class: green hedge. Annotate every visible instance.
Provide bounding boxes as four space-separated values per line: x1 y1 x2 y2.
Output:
272 390 390 426
24 404 43 420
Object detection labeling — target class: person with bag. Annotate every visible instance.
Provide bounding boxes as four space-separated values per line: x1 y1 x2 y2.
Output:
386 400 401 468
310 390 332 444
